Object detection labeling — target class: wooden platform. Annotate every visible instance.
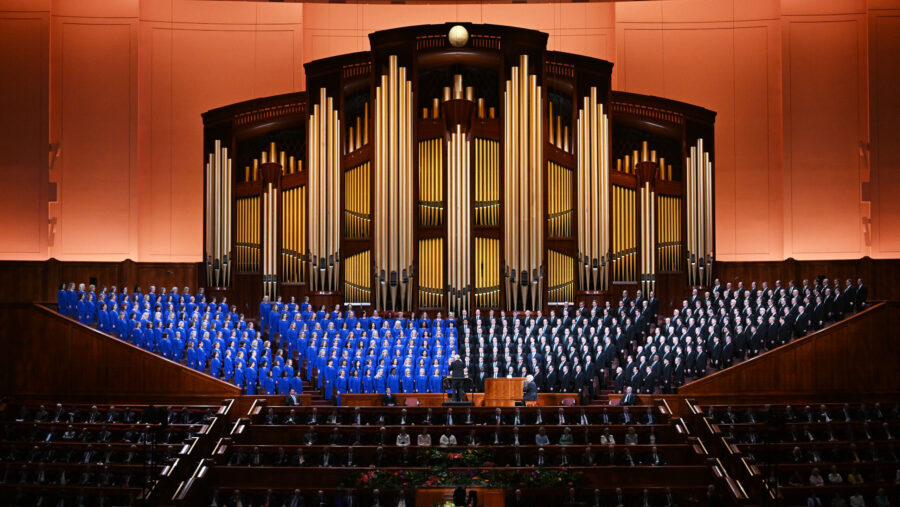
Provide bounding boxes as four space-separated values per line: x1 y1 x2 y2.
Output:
339 392 579 407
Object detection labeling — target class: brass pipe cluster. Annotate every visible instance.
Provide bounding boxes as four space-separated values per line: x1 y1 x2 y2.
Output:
308 88 342 293
656 195 681 272
417 238 444 309
236 196 260 273
575 88 610 292
417 138 443 227
503 54 543 311
343 250 372 305
474 237 500 308
345 102 369 153
548 162 573 237
474 138 499 226
205 139 232 288
547 250 574 304
374 55 415 311
612 185 636 281
548 101 570 153
281 185 306 283
344 162 371 238
686 138 713 286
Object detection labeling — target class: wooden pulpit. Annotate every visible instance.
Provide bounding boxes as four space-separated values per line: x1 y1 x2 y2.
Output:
483 377 524 407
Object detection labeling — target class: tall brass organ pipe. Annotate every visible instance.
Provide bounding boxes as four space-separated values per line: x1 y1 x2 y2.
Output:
417 139 443 227
686 138 713 286
205 140 232 287
503 55 543 311
474 237 500 308
656 195 681 272
639 181 657 295
262 180 279 300
474 138 499 226
308 88 342 292
575 89 610 291
548 162 573 237
612 185 636 281
281 186 306 283
548 250 574 304
236 196 260 272
343 250 372 305
417 238 444 308
374 55 415 311
344 162 371 238
447 122 472 314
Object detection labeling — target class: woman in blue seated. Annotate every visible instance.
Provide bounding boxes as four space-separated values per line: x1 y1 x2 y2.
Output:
289 369 304 395
261 370 276 395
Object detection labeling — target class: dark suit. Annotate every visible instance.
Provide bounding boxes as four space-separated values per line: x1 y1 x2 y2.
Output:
523 381 538 401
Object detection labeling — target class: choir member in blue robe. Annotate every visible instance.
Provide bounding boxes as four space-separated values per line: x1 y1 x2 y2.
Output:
362 369 374 393
401 368 415 394
186 342 198 370
261 370 276 395
429 368 443 394
289 370 304 395
276 372 290 395
258 296 271 333
349 370 362 394
233 363 245 391
159 333 173 361
57 285 68 315
374 370 386 394
388 368 401 394
415 368 429 393
244 361 258 395
223 350 234 381
128 322 142 346
209 351 222 378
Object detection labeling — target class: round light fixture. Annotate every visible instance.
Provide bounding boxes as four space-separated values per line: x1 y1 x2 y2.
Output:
448 25 469 48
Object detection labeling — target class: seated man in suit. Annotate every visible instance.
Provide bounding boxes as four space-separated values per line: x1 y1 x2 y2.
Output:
523 375 538 402
382 388 398 407
620 386 637 406
285 388 302 406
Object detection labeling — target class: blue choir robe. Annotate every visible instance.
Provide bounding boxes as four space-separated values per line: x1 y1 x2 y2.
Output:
282 364 294 378
323 365 337 390
415 374 429 393
374 375 386 394
159 338 173 360
142 329 154 351
261 376 276 395
223 357 234 380
234 368 245 390
429 374 443 394
186 348 198 370
362 376 374 393
209 357 222 378
244 367 258 395
401 374 415 393
289 376 304 394
97 312 110 333
258 302 271 330
388 374 401 394
57 290 67 314
276 376 290 395
334 375 348 396
349 376 361 394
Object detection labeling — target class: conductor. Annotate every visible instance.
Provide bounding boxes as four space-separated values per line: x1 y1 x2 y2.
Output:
449 353 466 402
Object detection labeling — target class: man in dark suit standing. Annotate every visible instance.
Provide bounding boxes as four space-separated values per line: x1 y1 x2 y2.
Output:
523 375 538 402
449 354 466 402
285 389 301 406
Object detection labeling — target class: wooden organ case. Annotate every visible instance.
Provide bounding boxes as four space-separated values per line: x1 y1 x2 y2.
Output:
201 24 716 318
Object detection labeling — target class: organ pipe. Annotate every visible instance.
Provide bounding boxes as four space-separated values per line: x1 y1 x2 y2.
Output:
236 196 260 273
417 139 443 227
344 162 371 238
657 195 682 272
308 88 342 292
262 180 279 300
474 237 500 308
282 186 307 283
205 140 232 287
447 122 471 314
612 185 636 282
417 238 444 309
639 181 656 295
344 250 372 305
686 138 714 286
374 55 415 311
548 162 573 237
474 138 499 226
503 55 543 311
576 89 609 291
548 250 574 304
